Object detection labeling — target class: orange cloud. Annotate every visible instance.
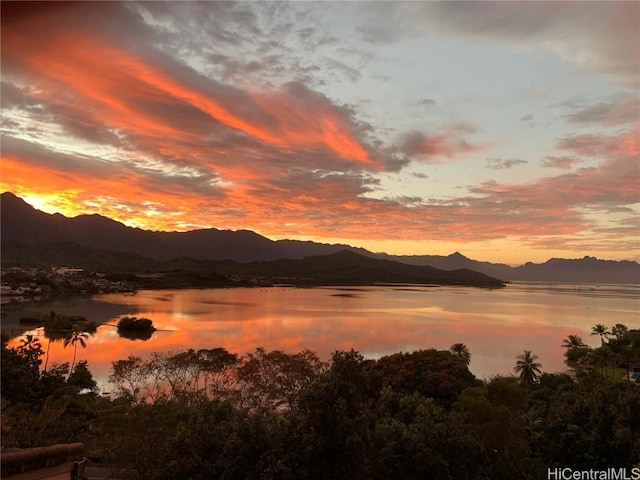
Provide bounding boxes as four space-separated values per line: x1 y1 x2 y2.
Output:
3 19 375 170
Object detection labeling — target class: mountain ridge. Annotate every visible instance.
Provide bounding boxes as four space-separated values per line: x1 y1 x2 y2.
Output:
2 192 638 284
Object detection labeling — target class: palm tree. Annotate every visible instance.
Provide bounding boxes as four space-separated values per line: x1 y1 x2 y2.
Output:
19 333 41 351
450 343 471 365
561 334 586 349
562 334 589 372
514 350 542 386
63 327 90 376
18 334 43 370
591 324 610 346
42 310 59 372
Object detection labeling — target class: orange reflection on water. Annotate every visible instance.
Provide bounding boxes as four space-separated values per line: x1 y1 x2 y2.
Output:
5 284 638 386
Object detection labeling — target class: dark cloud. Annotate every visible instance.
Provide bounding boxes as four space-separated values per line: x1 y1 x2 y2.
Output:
556 131 637 159
486 158 528 170
540 156 582 170
435 2 639 86
520 114 534 127
1 135 124 178
248 169 379 203
1 80 127 145
417 99 436 107
132 1 261 47
593 215 639 235
384 195 425 207
561 95 639 126
1 81 39 109
397 127 484 162
131 1 355 89
357 2 639 87
1 117 20 129
321 56 362 83
522 233 640 256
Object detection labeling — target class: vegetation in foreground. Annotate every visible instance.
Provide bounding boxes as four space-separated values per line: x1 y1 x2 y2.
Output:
1 323 639 480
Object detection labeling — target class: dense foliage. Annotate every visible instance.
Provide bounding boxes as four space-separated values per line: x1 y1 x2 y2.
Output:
1 326 639 480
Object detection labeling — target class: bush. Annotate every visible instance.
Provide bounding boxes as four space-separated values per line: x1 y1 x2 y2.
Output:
116 317 156 340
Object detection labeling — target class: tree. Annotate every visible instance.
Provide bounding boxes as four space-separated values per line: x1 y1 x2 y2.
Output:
116 316 156 341
43 312 97 372
109 356 145 402
297 349 375 479
17 334 43 371
607 328 640 381
561 335 589 375
42 310 59 372
197 347 240 400
514 350 542 386
67 360 97 392
366 348 478 408
450 343 471 365
454 377 536 478
63 327 90 377
375 391 484 479
563 344 591 375
2 334 41 404
236 347 325 411
611 324 629 340
591 324 610 346
561 334 586 349
529 374 640 469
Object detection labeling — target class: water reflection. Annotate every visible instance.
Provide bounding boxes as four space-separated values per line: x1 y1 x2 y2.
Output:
117 328 155 341
4 283 639 386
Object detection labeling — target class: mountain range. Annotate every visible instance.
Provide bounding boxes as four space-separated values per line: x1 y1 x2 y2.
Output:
1 192 638 284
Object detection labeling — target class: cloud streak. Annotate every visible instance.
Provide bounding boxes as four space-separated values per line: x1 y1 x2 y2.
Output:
560 94 640 126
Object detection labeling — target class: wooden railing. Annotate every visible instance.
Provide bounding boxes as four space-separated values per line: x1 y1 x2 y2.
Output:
1 443 86 479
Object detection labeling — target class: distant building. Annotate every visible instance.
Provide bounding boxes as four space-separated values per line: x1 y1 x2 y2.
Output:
55 267 84 275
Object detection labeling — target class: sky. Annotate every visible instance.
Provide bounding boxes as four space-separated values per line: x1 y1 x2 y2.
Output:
1 1 639 265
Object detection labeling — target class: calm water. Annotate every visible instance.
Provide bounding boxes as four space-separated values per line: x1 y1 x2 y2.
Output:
4 283 639 389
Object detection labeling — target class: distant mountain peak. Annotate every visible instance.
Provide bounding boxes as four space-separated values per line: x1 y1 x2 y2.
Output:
1 191 32 208
448 251 467 259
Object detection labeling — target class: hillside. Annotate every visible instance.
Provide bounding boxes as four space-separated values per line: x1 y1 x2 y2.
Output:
2 192 638 284
0 241 505 288
378 251 639 284
212 249 505 287
509 257 640 284
0 192 366 262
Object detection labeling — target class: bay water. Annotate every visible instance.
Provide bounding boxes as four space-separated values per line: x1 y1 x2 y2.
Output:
4 282 639 390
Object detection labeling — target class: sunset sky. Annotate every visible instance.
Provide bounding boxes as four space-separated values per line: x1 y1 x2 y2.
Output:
1 1 638 264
